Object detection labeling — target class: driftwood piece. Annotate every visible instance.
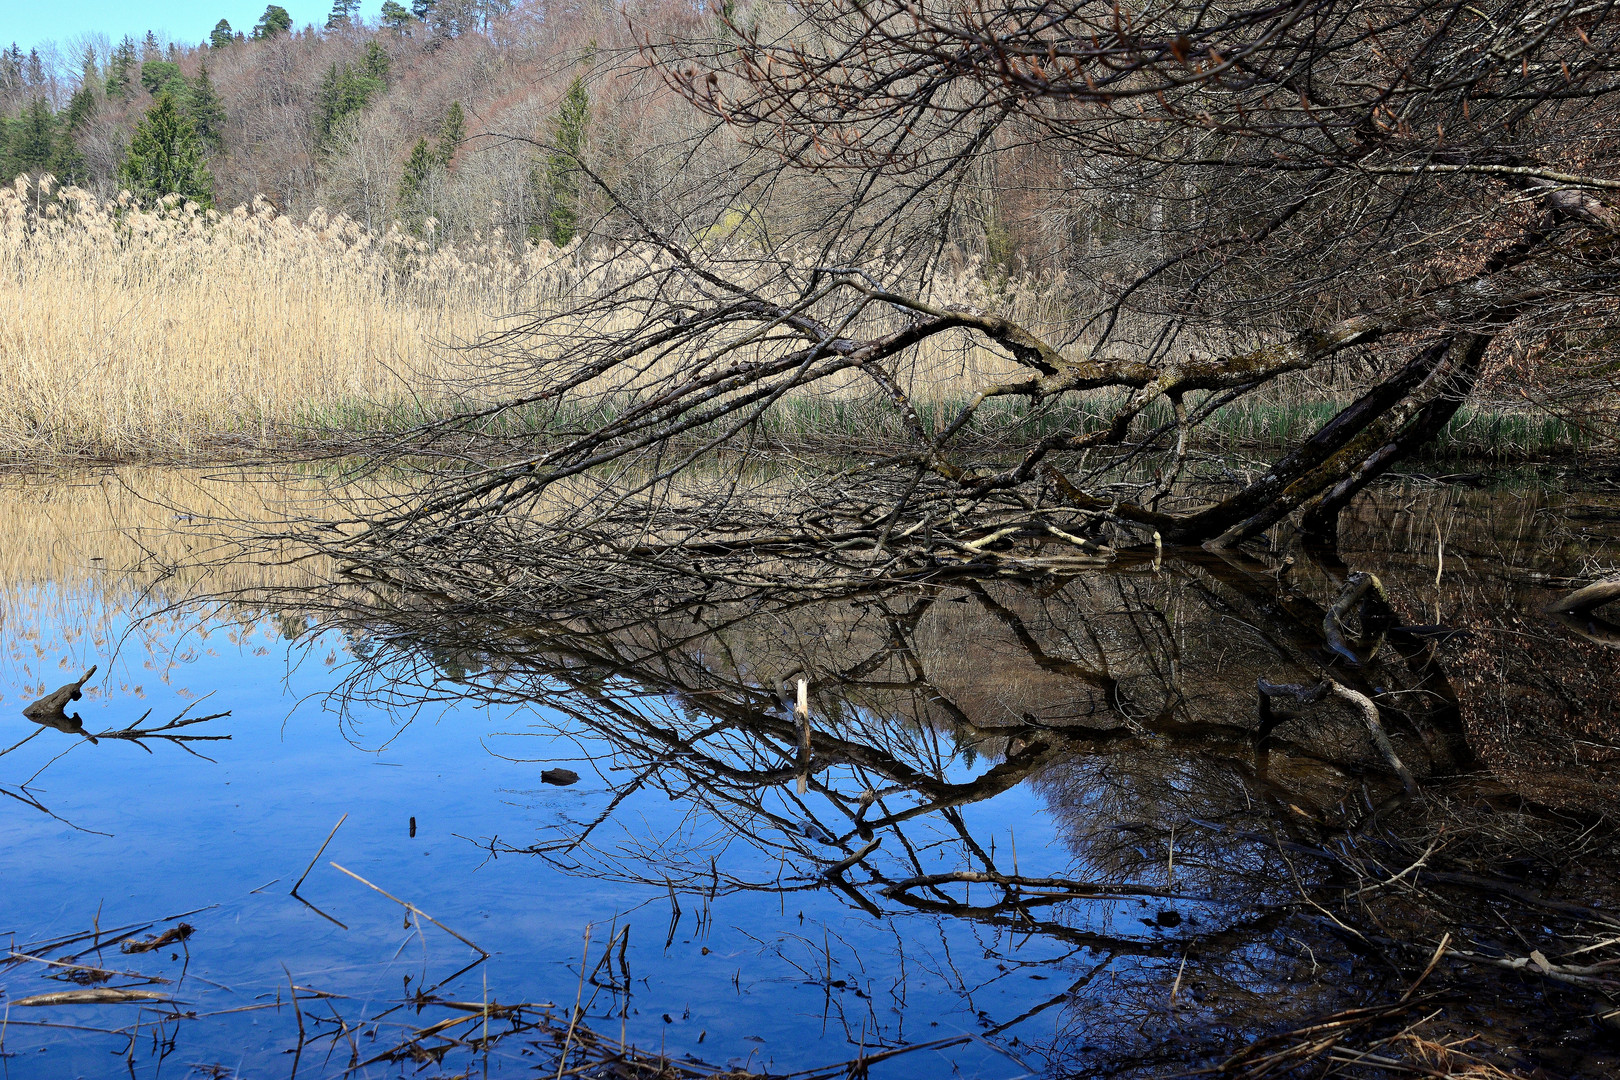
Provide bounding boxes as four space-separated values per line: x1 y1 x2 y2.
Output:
120 923 194 954
1330 681 1419 797
10 987 173 1007
1546 576 1620 649
21 665 99 742
1323 573 1393 666
1546 576 1620 616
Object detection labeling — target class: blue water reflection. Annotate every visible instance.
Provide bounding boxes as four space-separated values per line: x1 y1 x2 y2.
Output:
1 585 1067 1078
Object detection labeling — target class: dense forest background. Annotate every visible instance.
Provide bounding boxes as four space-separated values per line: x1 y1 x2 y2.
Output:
2 0 1613 466
0 1 757 251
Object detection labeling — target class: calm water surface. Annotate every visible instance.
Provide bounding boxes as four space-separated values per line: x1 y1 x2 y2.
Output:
1 466 1617 1078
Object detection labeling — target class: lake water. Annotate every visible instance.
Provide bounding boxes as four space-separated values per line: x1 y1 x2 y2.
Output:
1 466 1617 1078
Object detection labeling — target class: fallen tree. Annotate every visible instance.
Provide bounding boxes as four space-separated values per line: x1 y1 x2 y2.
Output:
337 0 1620 603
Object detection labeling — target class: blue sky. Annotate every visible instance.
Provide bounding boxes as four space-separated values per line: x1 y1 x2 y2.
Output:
6 2 359 56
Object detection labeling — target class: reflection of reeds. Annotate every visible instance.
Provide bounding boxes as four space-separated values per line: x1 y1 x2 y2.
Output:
0 179 551 458
0 467 338 701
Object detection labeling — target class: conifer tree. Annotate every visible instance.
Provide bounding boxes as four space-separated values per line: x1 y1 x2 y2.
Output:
51 83 97 184
119 92 214 207
190 63 226 152
435 101 464 168
381 2 412 32
253 6 293 39
315 54 387 150
106 37 137 98
62 84 96 134
6 98 55 177
326 0 361 30
210 20 235 49
78 45 98 88
139 60 187 98
397 135 436 231
360 41 391 81
532 75 588 245
51 124 87 185
0 45 22 95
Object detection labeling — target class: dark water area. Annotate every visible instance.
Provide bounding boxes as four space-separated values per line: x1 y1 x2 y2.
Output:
1 467 1618 1079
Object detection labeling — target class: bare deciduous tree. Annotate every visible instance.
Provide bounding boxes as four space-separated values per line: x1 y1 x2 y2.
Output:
337 0 1620 605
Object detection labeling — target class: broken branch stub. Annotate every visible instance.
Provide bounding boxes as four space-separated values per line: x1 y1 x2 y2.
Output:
22 665 99 742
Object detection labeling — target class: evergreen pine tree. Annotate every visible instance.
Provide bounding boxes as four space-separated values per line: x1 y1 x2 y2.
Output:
142 31 162 62
380 2 412 32
326 0 361 30
0 45 22 95
210 20 234 49
1 46 17 100
190 63 226 152
139 60 187 98
435 101 464 168
398 137 434 201
62 84 96 133
51 124 87 185
253 6 294 39
360 41 391 81
52 84 97 184
316 64 345 146
106 37 137 98
315 57 386 150
6 98 55 177
397 136 437 232
119 92 214 207
532 75 588 245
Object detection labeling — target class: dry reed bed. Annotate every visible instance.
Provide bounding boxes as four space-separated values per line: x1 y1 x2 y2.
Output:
0 177 1060 460
0 178 568 457
3 176 1587 464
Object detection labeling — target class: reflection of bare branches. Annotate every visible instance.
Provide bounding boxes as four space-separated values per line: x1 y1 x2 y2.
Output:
93 700 232 758
183 503 1620 1074
1 693 232 830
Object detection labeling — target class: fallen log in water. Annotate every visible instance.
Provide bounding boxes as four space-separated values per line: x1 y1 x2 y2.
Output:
1546 575 1620 616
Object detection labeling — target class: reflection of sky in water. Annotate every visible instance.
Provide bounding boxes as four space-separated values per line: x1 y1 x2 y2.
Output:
8 469 1603 1076
0 580 1126 1078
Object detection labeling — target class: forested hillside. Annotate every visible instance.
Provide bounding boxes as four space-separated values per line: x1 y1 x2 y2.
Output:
0 1 715 247
1 0 1612 466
